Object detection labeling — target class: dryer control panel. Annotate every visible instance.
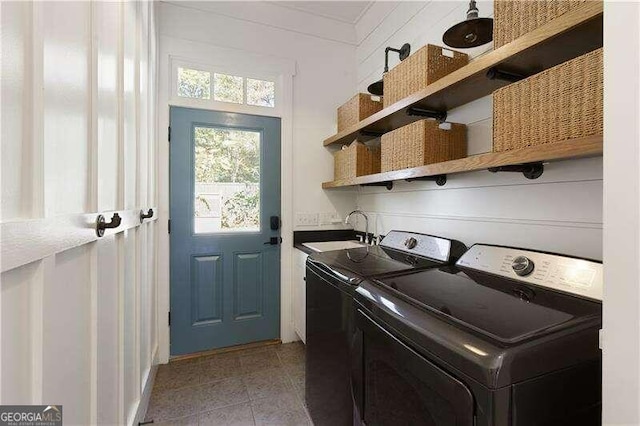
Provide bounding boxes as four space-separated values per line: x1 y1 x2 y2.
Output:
457 244 603 301
380 231 452 262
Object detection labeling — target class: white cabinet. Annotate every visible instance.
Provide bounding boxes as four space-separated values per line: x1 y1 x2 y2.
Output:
292 248 309 343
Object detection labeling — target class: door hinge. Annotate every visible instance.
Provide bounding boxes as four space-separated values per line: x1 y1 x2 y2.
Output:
168 311 171 326
168 219 171 234
168 126 171 142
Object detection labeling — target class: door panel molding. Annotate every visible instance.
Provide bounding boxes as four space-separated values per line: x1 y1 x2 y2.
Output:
233 252 264 320
0 207 157 273
192 254 224 325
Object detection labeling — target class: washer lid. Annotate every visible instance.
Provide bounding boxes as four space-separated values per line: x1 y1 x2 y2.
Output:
306 231 466 280
373 266 601 345
308 245 443 280
355 277 601 388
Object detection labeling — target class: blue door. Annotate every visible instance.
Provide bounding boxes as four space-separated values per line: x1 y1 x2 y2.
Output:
170 107 281 356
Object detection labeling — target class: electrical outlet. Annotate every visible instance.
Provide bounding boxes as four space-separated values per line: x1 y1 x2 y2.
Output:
318 213 331 226
319 212 342 225
295 213 319 226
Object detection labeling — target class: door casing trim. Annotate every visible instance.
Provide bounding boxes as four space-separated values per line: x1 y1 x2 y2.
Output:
157 36 296 363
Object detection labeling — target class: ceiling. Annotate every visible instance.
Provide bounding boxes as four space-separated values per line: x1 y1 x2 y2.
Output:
269 1 374 24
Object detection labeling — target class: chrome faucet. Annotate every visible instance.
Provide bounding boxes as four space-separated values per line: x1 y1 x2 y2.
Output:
345 210 369 244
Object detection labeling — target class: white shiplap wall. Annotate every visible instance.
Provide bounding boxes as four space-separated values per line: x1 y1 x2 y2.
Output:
353 1 603 260
1 2 159 425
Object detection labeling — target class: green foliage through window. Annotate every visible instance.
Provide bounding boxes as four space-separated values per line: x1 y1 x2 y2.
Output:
177 66 276 109
214 73 244 104
247 78 275 107
194 127 260 231
194 128 260 183
221 188 260 229
177 67 210 99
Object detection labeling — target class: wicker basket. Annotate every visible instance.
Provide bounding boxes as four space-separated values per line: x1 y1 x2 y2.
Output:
383 44 468 108
334 142 381 180
494 0 588 48
381 120 467 172
337 94 383 132
493 48 603 152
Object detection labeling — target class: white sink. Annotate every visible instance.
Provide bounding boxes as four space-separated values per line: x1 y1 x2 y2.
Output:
302 240 365 253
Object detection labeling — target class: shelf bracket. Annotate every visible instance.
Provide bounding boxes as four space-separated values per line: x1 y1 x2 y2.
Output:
361 181 393 190
359 130 385 138
488 162 544 180
486 67 529 83
406 107 447 122
405 174 447 186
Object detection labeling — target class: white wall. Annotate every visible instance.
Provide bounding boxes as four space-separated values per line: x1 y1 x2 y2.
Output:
0 2 158 425
351 0 603 260
602 2 640 424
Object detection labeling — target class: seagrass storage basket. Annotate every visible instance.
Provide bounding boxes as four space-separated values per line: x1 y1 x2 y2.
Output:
383 44 468 108
334 142 381 180
337 94 383 132
493 48 603 152
494 0 588 48
381 120 467 172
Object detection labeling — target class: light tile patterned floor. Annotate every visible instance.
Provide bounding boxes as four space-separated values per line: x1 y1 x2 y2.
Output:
145 342 309 426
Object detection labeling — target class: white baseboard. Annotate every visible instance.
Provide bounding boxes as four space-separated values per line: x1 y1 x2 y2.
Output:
131 346 159 426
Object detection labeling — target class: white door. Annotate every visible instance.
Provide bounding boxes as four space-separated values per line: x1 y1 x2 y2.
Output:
1 2 158 425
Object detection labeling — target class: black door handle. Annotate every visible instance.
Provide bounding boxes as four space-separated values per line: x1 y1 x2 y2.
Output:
96 213 122 237
264 237 282 245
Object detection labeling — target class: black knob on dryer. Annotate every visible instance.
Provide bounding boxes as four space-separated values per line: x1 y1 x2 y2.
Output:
512 256 534 276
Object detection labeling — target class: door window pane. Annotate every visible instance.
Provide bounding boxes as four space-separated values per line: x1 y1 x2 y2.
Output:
213 73 244 104
177 67 210 99
194 127 260 233
247 78 275 107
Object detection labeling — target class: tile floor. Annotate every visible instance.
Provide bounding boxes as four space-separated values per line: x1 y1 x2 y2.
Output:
145 342 309 426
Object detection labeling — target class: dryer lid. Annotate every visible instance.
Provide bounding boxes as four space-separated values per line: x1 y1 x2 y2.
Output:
372 266 601 345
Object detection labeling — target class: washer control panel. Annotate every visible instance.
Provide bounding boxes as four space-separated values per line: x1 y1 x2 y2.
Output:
380 231 451 262
457 244 603 301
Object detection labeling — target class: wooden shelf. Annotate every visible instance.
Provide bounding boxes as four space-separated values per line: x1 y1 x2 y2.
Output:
322 136 602 189
323 2 603 147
